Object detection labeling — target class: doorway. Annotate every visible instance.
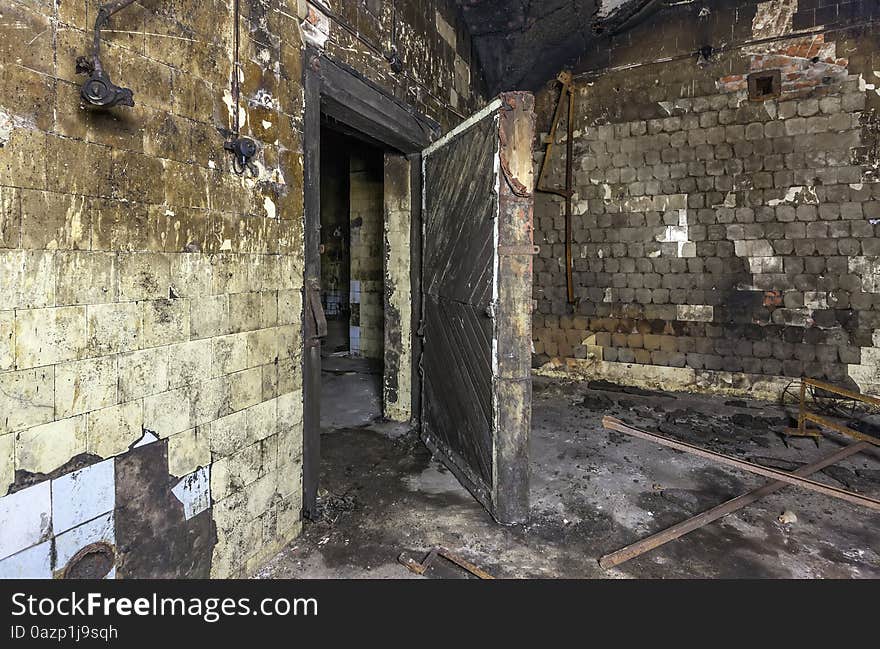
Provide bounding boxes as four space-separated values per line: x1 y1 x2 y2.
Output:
319 124 385 430
301 50 534 525
301 50 435 519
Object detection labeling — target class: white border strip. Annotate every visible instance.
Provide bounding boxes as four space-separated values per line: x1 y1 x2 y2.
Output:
422 98 503 157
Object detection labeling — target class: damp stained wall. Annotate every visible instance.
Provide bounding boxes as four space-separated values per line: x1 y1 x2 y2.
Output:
0 0 483 578
533 0 880 399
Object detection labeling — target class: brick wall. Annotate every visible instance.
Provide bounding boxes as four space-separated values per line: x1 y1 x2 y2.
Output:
0 0 482 578
533 1 880 397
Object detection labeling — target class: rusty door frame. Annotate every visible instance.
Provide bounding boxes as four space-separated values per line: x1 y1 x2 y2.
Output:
301 48 438 519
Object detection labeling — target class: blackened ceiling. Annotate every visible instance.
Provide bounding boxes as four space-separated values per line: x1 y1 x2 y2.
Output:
454 0 660 94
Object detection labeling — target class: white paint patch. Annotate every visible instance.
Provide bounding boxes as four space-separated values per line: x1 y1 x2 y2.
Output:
804 291 828 309
752 0 797 39
172 467 211 520
597 0 631 18
0 107 35 147
134 430 159 448
252 88 278 110
300 5 330 49
676 305 714 322
222 89 247 132
51 459 115 535
603 287 613 303
657 209 694 257
767 185 818 206
0 481 51 561
263 196 276 220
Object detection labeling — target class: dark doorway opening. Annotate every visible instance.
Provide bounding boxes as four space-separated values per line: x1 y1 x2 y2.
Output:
302 50 438 519
319 123 386 430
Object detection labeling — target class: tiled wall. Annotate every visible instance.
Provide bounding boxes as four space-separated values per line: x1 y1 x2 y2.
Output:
0 0 483 578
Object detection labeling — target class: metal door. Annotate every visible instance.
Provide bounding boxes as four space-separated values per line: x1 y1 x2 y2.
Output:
420 93 535 524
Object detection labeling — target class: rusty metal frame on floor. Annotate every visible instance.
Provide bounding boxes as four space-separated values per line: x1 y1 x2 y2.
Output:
301 47 439 519
599 415 880 568
785 378 880 447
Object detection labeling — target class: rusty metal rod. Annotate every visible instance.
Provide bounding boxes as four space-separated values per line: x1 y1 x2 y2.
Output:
599 441 870 569
564 83 574 305
536 71 576 305
602 416 880 511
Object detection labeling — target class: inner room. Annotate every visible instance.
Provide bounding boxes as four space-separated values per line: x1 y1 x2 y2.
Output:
319 124 386 431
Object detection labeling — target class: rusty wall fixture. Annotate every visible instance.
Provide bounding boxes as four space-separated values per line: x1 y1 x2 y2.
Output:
60 542 116 580
225 0 259 175
76 0 137 108
75 0 259 174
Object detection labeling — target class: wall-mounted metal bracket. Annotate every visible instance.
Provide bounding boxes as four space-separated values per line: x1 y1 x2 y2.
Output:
77 0 137 109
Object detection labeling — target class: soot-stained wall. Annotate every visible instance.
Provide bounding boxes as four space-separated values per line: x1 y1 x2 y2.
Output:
533 0 880 398
0 0 483 578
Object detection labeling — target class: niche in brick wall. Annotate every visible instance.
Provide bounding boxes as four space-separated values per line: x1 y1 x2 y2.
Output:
748 69 782 101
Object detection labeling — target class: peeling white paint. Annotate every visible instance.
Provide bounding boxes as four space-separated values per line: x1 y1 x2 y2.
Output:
134 430 159 448
222 89 247 132
677 305 714 322
264 196 276 220
752 0 797 40
767 185 819 206
300 5 330 49
172 466 211 520
657 209 694 257
597 0 631 18
0 107 35 147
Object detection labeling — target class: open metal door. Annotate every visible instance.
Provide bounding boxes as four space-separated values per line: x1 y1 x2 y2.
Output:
420 93 535 524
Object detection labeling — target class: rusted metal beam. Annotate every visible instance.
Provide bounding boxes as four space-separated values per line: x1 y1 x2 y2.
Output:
602 416 880 511
599 441 870 569
398 548 495 579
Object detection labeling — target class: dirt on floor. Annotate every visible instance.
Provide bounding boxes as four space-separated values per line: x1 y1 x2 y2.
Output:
257 375 880 579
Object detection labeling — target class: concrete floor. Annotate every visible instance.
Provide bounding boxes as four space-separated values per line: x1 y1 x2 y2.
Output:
257 374 880 579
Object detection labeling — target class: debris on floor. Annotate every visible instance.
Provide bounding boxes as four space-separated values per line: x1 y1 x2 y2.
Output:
258 376 880 580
